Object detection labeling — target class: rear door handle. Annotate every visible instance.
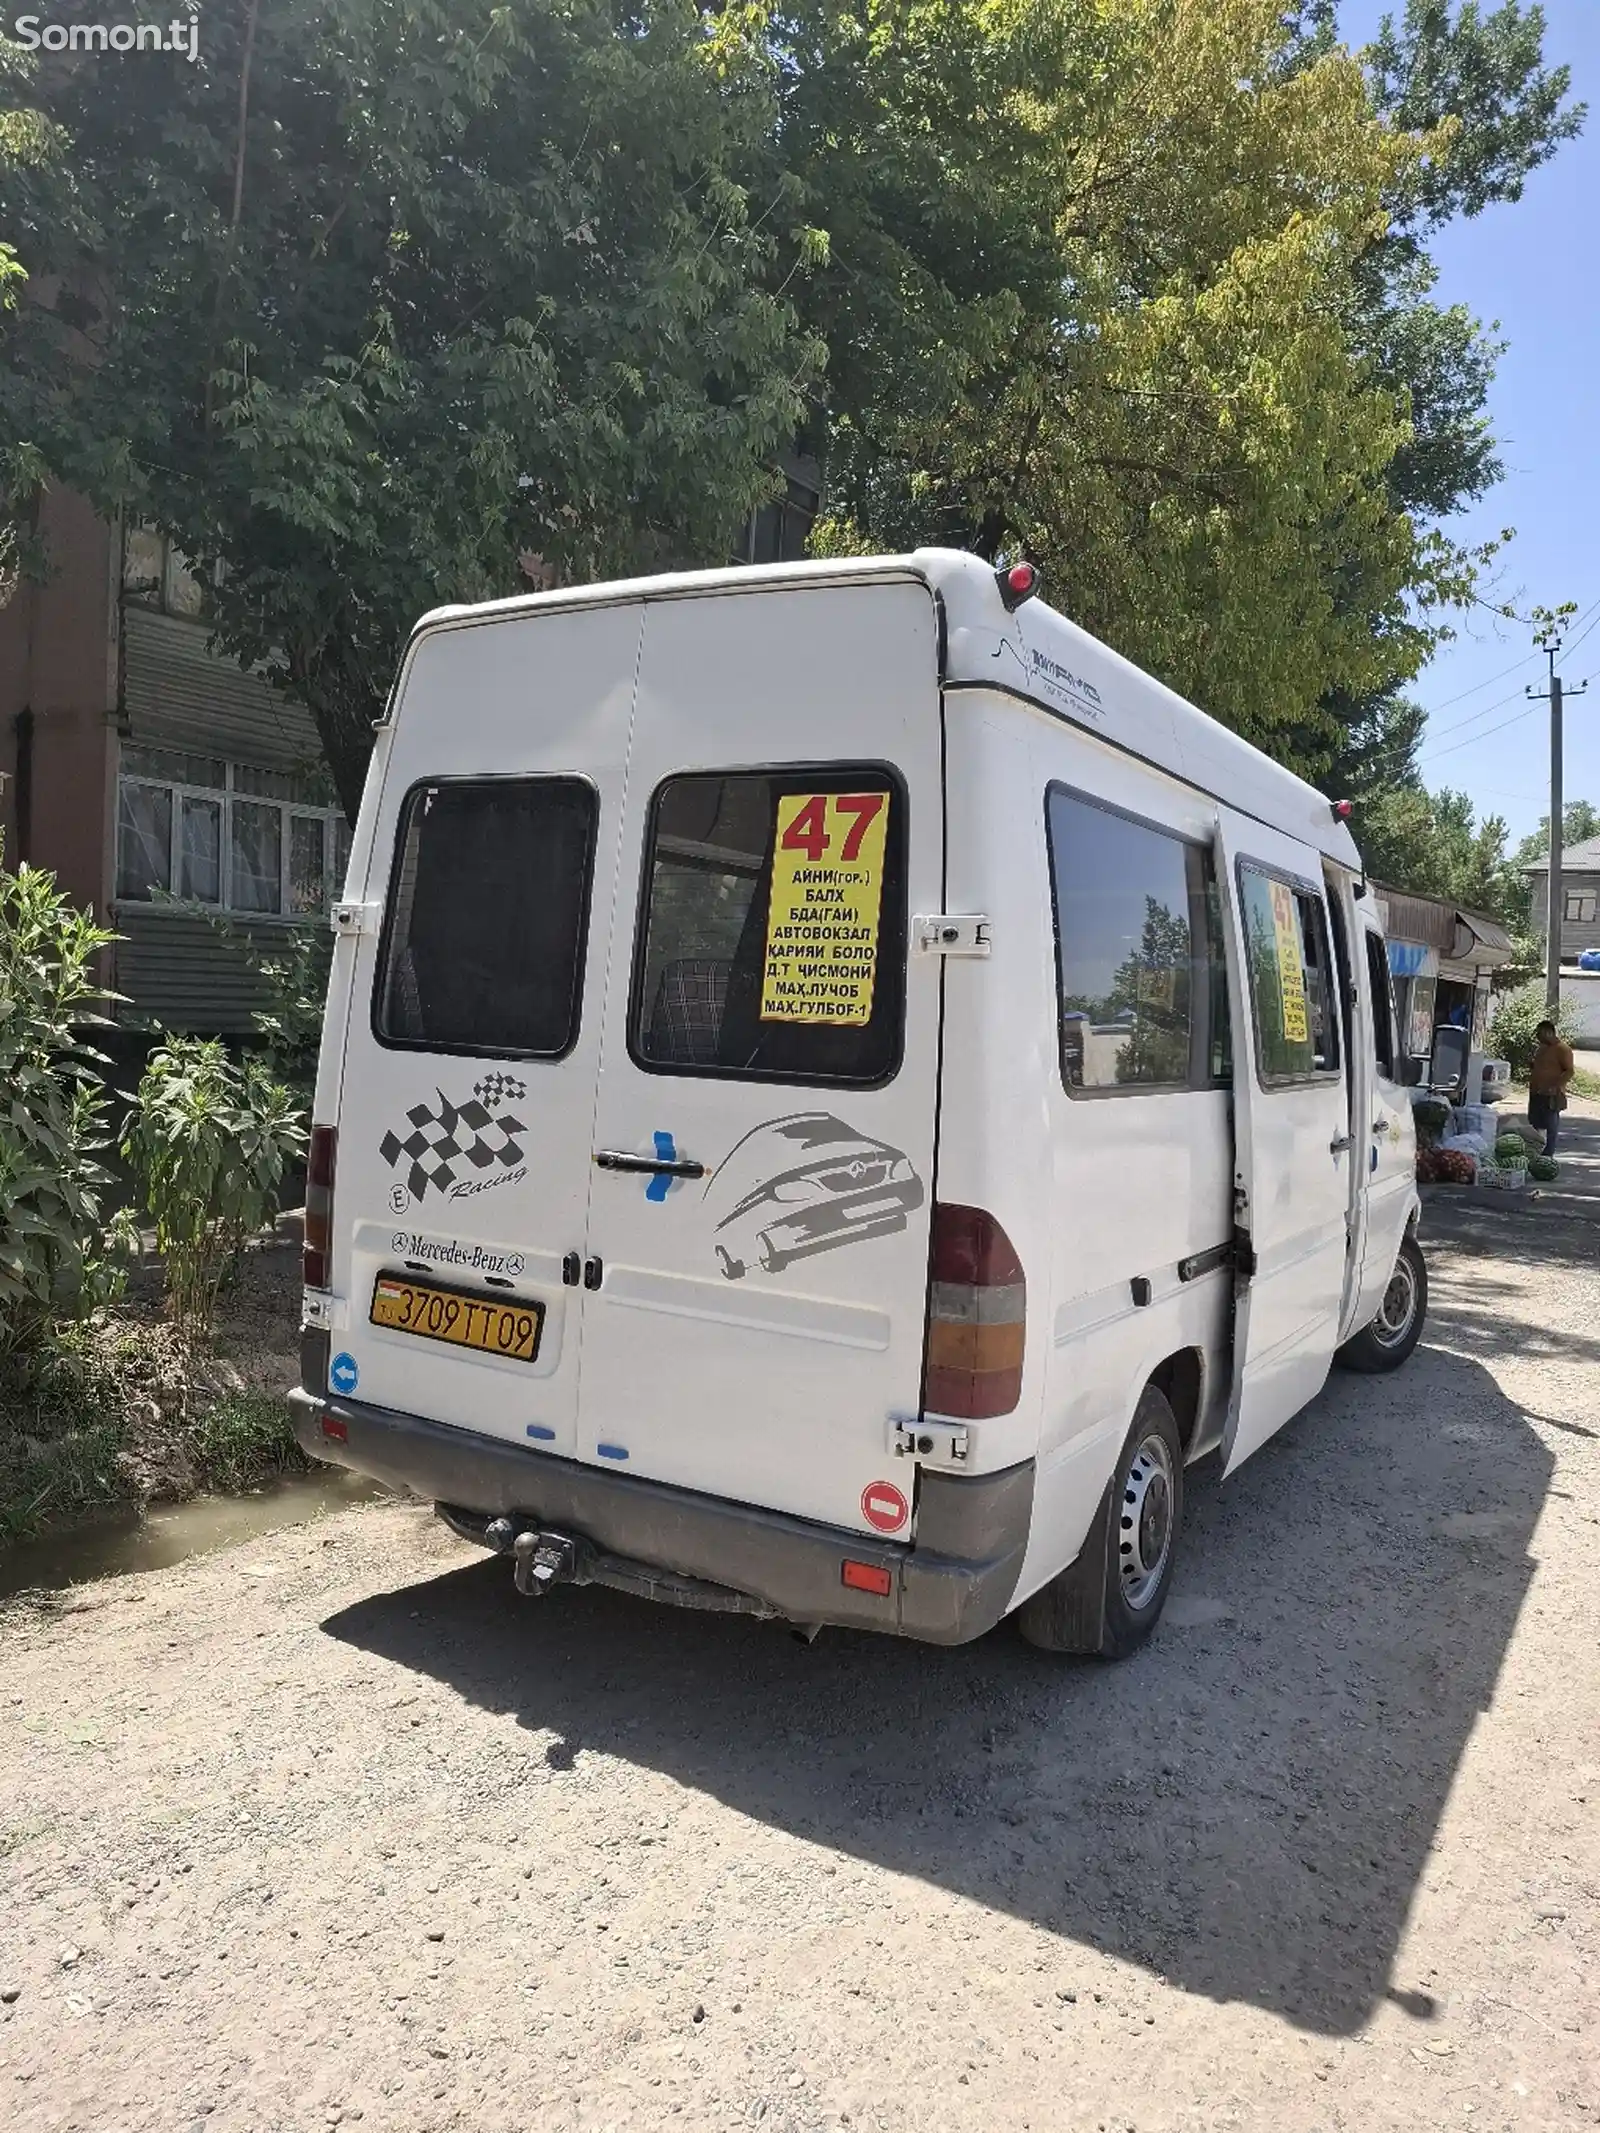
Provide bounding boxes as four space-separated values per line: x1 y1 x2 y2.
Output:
594 1149 706 1179
1372 1120 1391 1136
1330 1133 1353 1155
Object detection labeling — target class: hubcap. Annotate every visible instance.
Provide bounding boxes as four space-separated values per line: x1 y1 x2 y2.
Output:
1118 1433 1175 1612
1373 1254 1417 1348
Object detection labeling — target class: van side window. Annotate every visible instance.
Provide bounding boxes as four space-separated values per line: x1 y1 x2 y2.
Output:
1238 865 1341 1083
1046 786 1227 1095
1365 930 1397 1079
630 768 905 1086
374 777 597 1060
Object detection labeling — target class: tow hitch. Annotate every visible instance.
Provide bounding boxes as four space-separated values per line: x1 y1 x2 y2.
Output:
484 1518 581 1597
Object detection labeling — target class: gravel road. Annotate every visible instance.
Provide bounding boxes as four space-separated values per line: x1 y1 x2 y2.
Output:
2 1117 1597 2133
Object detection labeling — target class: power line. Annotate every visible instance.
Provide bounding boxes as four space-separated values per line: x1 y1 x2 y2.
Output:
1357 683 1529 779
1419 702 1538 762
1425 685 1536 742
1420 647 1542 716
1557 601 1600 664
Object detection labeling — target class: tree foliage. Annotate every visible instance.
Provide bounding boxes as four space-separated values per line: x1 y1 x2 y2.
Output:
0 0 1585 808
1356 782 1525 921
1 0 819 810
801 0 1436 763
1512 800 1600 867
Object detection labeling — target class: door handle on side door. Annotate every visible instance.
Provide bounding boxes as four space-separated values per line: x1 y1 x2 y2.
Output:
1329 1133 1354 1155
1371 1119 1392 1136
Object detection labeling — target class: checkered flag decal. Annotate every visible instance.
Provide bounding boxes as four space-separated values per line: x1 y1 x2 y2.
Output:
473 1073 527 1109
379 1088 528 1202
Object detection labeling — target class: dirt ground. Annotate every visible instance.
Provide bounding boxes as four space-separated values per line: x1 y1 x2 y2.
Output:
2 1120 1597 2133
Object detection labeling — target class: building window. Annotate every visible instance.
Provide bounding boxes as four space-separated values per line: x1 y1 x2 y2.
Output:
122 525 214 619
116 746 350 919
1563 888 1598 924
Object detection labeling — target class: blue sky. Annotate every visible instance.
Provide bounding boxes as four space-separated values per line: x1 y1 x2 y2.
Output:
1337 0 1599 846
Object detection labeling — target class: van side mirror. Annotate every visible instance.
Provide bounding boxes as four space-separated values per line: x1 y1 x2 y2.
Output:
1397 1056 1424 1088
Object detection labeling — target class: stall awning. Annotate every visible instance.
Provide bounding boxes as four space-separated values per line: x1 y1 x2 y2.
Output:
1372 884 1515 970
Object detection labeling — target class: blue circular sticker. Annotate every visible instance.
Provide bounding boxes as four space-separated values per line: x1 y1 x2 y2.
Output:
329 1351 359 1397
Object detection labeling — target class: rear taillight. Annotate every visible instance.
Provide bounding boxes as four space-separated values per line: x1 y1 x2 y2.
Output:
303 1125 336 1290
925 1203 1025 1418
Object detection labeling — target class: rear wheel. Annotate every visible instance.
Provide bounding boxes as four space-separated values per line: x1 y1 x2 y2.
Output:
1335 1232 1427 1374
1017 1384 1184 1659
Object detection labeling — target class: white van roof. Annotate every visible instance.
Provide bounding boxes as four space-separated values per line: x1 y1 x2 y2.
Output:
411 547 1362 869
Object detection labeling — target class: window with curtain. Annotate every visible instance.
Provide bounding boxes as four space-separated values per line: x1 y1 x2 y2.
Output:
115 745 348 919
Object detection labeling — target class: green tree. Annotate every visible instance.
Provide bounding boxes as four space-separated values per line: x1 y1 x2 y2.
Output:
1512 800 1600 866
1355 782 1526 922
1 0 819 812
803 0 1436 763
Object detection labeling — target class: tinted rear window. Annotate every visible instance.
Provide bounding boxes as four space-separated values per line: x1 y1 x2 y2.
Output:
630 768 905 1085
375 777 597 1059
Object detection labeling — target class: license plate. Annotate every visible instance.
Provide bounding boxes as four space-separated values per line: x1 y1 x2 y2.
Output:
369 1273 544 1363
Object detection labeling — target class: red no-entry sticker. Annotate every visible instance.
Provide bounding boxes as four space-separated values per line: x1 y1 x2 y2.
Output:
861 1480 909 1533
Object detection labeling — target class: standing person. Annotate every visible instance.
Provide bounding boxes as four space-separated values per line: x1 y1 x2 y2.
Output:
1528 1020 1575 1155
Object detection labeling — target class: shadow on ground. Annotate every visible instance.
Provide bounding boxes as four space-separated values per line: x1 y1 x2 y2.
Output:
324 1321 1552 2038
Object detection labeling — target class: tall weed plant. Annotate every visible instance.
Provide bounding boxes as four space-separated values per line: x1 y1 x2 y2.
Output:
0 837 127 1357
185 905 332 1094
122 1037 305 1340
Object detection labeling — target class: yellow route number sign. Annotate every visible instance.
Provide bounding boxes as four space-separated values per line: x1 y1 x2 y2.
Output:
761 791 890 1026
1269 879 1310 1046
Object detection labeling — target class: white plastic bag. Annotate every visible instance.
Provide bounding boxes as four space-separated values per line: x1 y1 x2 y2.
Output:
1453 1104 1497 1142
1440 1131 1490 1160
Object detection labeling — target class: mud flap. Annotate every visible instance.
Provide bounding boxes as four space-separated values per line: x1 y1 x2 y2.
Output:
1016 1475 1112 1653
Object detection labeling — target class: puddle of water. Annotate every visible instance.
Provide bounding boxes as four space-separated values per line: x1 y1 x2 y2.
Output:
0 1470 389 1600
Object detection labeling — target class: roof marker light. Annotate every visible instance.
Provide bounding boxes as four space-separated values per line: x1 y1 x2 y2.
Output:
1333 799 1354 823
997 560 1039 612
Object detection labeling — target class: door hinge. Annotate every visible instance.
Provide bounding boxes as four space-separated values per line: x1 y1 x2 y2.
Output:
1232 1228 1257 1281
912 914 990 958
890 1417 971 1464
332 900 382 939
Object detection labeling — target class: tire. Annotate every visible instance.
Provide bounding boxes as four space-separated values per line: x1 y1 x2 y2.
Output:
1017 1384 1185 1660
1335 1231 1427 1374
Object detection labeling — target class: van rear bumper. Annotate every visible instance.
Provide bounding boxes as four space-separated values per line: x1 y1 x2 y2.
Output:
288 1389 1033 1646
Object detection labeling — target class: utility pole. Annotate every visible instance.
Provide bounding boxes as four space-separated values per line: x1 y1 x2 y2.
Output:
1528 637 1589 1012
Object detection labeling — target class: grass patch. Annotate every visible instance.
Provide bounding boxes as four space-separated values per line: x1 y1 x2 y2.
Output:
0 1315 306 1548
182 1389 303 1495
0 1413 126 1549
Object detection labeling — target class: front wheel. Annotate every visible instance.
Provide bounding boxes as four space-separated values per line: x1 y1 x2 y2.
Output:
1336 1232 1427 1374
1017 1384 1184 1659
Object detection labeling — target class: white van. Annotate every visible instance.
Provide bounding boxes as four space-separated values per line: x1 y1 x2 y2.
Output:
291 550 1424 1656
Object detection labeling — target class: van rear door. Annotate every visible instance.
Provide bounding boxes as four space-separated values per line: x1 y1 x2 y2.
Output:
1213 807 1353 1471
576 581 944 1536
326 608 641 1454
